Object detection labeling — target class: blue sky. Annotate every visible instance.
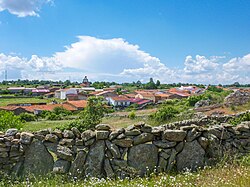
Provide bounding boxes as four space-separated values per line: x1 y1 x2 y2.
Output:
0 0 250 84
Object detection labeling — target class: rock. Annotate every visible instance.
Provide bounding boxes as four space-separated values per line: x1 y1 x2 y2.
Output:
158 156 168 172
175 142 184 152
85 138 95 146
235 123 250 132
104 158 115 178
105 140 121 159
45 134 58 143
70 149 88 177
162 130 186 142
208 127 230 140
159 151 170 160
71 127 81 138
198 137 209 150
124 129 141 136
20 132 34 145
128 144 158 176
176 140 205 171
109 131 120 140
95 124 111 131
53 159 71 174
53 129 63 139
59 139 75 147
186 129 202 142
44 142 57 153
153 140 176 149
21 140 54 176
5 129 18 136
63 130 75 139
56 145 74 161
75 138 84 146
141 125 152 133
112 159 127 168
81 130 96 141
36 129 50 136
96 131 110 140
166 149 177 172
151 126 164 135
133 133 154 145
112 138 133 148
84 140 105 178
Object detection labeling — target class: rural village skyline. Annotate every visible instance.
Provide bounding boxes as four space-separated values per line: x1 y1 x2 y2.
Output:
0 0 250 84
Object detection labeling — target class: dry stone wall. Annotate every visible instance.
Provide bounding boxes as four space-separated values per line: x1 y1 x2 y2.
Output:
0 119 250 179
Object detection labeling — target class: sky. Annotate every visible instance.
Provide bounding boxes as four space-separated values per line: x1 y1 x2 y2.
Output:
0 0 250 84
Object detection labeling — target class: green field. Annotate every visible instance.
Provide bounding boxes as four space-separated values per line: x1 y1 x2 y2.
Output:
0 97 63 107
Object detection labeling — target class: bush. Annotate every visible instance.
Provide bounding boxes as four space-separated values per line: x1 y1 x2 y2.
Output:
53 107 72 116
46 113 62 121
229 112 250 125
128 111 136 119
150 106 180 123
61 97 107 131
19 113 36 122
0 111 23 131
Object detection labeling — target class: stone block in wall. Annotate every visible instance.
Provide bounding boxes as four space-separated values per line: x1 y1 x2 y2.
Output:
45 134 58 143
112 138 133 148
162 130 186 142
69 148 88 178
71 127 81 138
186 129 202 142
53 159 71 174
133 133 154 145
81 130 96 142
84 140 105 178
105 140 121 159
153 140 176 149
63 130 75 139
56 145 74 161
5 129 18 137
20 132 34 145
127 144 158 176
96 124 111 131
96 131 110 140
176 140 205 171
20 140 54 176
104 158 115 178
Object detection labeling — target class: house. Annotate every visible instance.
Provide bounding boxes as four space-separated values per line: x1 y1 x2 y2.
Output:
32 89 50 96
124 93 137 98
55 88 78 100
64 100 88 110
0 106 30 115
7 87 25 94
168 88 191 98
135 91 161 103
129 98 153 107
107 96 131 107
90 90 118 99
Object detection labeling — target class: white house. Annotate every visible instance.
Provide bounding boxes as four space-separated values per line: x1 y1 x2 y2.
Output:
55 88 78 100
107 96 131 107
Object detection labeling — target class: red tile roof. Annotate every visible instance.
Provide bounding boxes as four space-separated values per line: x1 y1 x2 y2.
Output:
65 100 88 108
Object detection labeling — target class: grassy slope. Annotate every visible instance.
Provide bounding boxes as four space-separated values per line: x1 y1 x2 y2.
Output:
0 97 63 107
1 155 249 187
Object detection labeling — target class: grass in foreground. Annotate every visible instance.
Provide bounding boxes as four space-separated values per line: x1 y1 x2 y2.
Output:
1 155 249 187
22 120 71 132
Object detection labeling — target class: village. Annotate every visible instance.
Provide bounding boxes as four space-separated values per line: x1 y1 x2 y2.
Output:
0 76 209 115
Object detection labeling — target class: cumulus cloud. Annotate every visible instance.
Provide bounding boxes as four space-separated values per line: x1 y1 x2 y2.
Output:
0 36 250 84
0 53 62 80
0 0 52 17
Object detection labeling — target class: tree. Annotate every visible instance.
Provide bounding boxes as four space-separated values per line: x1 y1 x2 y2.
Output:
144 78 157 89
0 111 23 131
156 80 161 87
65 97 107 131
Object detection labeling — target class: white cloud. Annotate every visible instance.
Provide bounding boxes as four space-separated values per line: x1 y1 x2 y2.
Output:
184 55 222 74
0 0 52 17
0 36 250 84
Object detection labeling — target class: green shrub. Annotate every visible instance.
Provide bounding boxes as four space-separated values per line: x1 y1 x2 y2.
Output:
0 111 23 131
128 111 136 119
229 112 250 125
61 97 106 131
19 113 36 122
46 113 62 120
53 106 72 116
150 106 180 123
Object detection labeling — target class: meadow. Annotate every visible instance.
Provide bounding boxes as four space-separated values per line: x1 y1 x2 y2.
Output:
0 154 249 187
